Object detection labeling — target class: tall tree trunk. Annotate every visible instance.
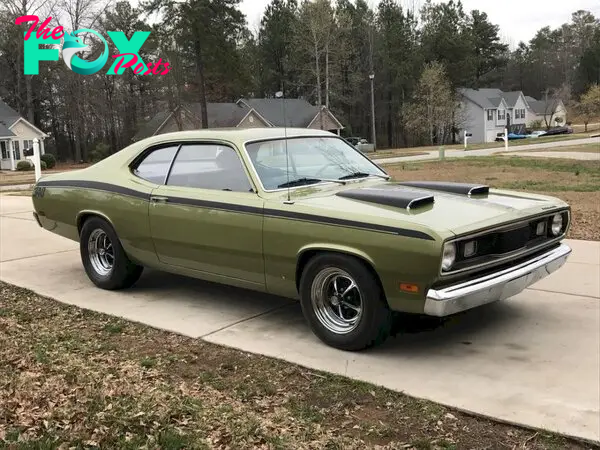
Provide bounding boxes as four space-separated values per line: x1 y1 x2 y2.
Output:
26 76 34 123
193 38 208 128
387 90 392 148
325 42 329 108
313 35 322 106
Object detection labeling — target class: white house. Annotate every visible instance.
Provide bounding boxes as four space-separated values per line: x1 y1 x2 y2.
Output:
0 98 48 170
457 88 568 143
524 96 568 127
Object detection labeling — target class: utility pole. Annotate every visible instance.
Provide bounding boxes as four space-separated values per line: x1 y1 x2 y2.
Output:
369 73 376 150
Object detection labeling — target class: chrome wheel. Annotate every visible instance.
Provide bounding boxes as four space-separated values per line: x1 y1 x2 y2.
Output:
311 268 363 334
88 228 114 276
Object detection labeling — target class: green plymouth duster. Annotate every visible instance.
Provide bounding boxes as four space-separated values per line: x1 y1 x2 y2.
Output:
31 128 572 350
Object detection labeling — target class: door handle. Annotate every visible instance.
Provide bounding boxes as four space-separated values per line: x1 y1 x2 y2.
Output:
150 195 169 203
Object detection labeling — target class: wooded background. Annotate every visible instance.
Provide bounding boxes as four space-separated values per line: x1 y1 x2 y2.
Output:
1 0 599 161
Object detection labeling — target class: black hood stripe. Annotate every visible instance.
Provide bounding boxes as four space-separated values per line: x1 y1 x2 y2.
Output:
398 181 489 196
36 180 435 240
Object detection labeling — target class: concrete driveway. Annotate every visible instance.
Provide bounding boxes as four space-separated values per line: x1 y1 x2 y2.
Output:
1 194 599 443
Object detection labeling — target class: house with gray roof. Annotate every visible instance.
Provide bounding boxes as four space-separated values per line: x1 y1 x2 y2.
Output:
524 96 567 127
457 88 567 143
133 98 344 141
0 98 49 170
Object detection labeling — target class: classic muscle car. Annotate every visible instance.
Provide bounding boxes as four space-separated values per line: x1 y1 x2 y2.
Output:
31 128 572 351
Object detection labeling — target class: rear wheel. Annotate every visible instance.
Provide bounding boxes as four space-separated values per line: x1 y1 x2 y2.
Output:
80 216 143 290
299 253 392 351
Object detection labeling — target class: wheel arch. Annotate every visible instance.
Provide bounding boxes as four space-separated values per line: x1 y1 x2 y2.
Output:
76 210 116 235
295 244 386 303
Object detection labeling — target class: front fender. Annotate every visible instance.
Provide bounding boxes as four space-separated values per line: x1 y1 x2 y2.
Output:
296 243 377 268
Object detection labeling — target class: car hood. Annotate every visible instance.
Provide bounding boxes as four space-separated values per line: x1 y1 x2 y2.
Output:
275 179 569 239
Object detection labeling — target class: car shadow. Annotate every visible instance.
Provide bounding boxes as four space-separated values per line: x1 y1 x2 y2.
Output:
125 268 522 354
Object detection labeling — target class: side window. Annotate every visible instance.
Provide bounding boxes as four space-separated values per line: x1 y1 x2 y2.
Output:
167 144 252 192
133 145 179 184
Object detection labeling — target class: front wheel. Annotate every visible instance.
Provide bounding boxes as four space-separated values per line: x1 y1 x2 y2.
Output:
299 253 392 351
80 216 143 290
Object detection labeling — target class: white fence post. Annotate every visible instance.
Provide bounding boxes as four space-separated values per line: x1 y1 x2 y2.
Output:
33 138 41 182
504 127 508 151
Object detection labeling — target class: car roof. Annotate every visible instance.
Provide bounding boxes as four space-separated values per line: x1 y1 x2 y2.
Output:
139 127 336 145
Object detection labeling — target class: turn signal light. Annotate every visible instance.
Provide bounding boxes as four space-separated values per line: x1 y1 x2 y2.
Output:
399 283 419 293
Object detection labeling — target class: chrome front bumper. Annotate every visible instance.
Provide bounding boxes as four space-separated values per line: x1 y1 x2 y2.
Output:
424 243 572 317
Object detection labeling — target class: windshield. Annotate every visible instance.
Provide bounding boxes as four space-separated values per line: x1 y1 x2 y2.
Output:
244 136 388 190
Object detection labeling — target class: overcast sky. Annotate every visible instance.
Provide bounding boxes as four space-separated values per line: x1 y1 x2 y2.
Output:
239 0 600 47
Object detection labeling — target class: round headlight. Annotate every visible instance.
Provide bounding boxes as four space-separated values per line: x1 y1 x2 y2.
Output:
441 242 456 271
551 214 563 236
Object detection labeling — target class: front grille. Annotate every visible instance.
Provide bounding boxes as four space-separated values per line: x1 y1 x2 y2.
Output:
443 209 570 276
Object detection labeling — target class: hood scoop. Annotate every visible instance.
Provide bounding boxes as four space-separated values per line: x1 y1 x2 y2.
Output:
398 181 489 196
336 187 434 210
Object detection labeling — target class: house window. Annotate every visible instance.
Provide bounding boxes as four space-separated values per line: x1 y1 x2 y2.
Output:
498 110 505 120
521 109 526 119
0 141 7 159
487 110 494 121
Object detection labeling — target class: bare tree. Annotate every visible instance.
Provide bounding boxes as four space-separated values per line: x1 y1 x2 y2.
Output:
403 62 460 145
542 84 570 130
296 0 335 110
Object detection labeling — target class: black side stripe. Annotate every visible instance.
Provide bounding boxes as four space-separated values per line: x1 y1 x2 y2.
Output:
37 180 435 241
166 196 261 215
38 180 151 200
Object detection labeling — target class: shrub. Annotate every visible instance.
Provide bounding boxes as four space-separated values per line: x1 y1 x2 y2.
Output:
16 160 33 171
16 159 47 171
90 143 111 163
40 153 56 169
528 119 543 130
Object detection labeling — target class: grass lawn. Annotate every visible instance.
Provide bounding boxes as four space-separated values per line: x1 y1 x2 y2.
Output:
373 134 591 159
385 157 600 241
0 281 596 449
0 162 89 186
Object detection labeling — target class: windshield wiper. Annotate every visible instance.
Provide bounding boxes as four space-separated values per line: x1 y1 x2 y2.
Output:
277 177 346 188
338 172 390 181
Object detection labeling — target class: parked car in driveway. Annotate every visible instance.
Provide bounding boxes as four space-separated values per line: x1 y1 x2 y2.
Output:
31 128 572 351
526 130 547 138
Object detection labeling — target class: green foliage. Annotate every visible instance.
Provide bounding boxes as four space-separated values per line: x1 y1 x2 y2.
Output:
16 160 47 170
579 84 600 123
16 160 33 171
89 143 111 163
40 153 56 169
257 0 300 96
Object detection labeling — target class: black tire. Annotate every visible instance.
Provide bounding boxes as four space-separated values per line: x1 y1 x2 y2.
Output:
299 253 392 351
79 216 143 290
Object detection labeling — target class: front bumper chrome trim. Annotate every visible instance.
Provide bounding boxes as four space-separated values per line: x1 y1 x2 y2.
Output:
424 243 571 317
